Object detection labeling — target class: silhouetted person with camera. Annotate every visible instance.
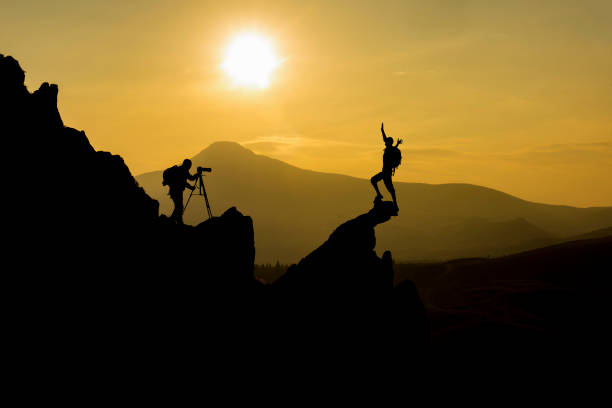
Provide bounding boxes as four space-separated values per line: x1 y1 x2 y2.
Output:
162 159 198 224
371 122 402 212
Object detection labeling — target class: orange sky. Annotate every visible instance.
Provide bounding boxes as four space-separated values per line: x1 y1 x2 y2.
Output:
3 0 611 207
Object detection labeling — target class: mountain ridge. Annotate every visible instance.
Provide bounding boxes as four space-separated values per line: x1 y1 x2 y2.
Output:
144 141 612 210
142 141 553 205
136 141 612 263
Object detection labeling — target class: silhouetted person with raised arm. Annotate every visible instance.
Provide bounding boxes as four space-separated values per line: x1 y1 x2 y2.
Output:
371 122 402 212
162 159 197 224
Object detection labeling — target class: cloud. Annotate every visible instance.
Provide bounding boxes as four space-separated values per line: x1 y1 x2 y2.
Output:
404 147 464 158
501 142 612 165
243 135 612 181
407 141 612 166
245 135 612 168
243 135 377 159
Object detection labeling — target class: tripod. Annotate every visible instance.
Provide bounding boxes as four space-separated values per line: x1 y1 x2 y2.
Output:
184 173 213 220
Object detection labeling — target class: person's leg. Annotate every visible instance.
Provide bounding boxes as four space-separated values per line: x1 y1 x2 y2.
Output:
170 197 178 222
175 192 184 224
370 172 384 198
170 191 184 223
383 173 398 209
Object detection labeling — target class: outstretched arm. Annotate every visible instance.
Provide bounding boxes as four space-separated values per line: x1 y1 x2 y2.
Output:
381 122 389 143
184 171 197 190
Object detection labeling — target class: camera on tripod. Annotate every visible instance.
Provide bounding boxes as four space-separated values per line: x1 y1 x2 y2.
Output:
185 166 213 219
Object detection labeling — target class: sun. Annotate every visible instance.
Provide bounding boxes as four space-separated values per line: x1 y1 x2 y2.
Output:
221 33 282 89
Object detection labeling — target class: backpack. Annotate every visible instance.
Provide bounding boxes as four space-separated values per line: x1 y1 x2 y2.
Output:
162 165 181 187
388 146 402 174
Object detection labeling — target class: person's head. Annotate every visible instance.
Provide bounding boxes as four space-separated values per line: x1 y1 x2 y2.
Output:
182 159 192 169
385 137 394 147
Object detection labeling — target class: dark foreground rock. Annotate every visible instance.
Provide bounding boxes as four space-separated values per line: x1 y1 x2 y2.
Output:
4 54 426 378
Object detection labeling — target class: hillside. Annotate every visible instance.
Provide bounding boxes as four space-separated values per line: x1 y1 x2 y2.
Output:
394 236 612 348
137 142 612 263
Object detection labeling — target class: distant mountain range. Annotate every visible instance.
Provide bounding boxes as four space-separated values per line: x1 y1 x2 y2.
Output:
136 142 612 263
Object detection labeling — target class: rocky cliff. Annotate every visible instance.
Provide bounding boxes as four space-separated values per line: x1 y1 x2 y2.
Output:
3 54 426 370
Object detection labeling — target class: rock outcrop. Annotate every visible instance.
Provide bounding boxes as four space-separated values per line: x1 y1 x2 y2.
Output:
276 197 398 293
3 54 426 367
3 53 260 330
272 198 426 351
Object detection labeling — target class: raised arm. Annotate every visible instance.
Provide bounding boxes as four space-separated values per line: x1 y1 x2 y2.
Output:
381 122 389 143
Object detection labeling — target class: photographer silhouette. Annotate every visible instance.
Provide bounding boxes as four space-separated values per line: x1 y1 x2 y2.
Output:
162 159 198 224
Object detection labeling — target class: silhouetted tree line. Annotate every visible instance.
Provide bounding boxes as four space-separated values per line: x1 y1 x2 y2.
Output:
254 262 289 283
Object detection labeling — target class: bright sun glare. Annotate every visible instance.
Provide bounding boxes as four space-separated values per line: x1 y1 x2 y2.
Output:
221 33 281 89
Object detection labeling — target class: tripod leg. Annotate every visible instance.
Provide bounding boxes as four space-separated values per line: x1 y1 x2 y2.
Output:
184 179 198 211
200 181 213 219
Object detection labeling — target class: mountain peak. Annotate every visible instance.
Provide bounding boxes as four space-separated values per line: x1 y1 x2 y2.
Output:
194 141 255 159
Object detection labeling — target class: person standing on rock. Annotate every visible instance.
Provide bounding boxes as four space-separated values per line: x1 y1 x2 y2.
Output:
162 159 198 224
371 122 402 212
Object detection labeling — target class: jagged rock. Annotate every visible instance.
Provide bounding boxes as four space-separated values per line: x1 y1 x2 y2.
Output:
4 54 426 366
0 54 26 97
275 199 399 293
2 53 257 290
154 206 257 287
31 82 63 128
272 199 426 351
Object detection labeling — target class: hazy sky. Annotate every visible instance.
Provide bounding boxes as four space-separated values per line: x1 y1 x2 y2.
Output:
3 0 611 206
